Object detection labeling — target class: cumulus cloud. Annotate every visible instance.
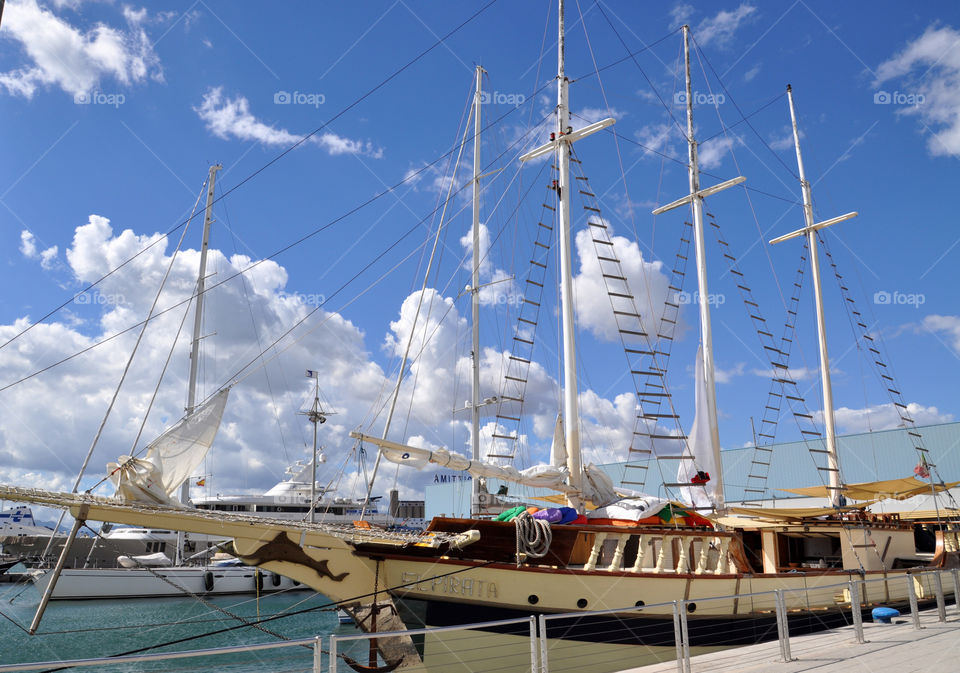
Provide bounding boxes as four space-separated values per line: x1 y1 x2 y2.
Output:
1 213 667 506
875 25 960 157
195 88 384 158
819 402 953 434
0 0 162 99
698 135 737 169
458 223 516 307
572 223 673 343
695 4 757 48
19 229 59 269
922 314 960 354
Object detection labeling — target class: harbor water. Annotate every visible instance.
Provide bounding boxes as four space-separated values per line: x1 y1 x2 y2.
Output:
0 566 361 672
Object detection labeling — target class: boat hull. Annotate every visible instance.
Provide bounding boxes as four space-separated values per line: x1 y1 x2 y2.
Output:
30 565 307 600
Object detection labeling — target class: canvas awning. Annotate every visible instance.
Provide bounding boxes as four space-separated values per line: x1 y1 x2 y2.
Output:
729 504 875 522
780 476 959 501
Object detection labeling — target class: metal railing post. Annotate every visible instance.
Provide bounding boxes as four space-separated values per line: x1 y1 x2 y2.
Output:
906 573 922 630
679 601 691 673
538 615 549 673
953 568 960 617
529 616 539 673
313 636 323 673
328 635 338 673
849 579 865 644
934 570 947 622
774 589 792 661
672 601 684 673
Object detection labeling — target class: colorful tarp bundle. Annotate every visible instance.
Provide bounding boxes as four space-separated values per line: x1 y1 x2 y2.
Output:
496 506 580 524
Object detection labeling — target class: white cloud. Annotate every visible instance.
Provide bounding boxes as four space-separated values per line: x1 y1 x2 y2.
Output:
875 25 960 157
714 362 745 384
695 4 757 48
40 245 60 270
634 122 679 158
19 230 37 258
195 88 384 158
819 402 953 434
670 3 695 27
743 63 761 82
458 223 516 307
698 135 737 169
0 0 162 99
922 314 960 354
0 216 662 502
572 223 673 343
575 107 623 124
19 229 59 268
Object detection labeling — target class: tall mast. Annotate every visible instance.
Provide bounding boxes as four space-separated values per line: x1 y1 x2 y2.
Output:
520 0 615 509
176 163 220 563
770 86 857 508
187 164 221 416
681 25 723 512
651 26 745 512
470 64 484 514
555 0 582 504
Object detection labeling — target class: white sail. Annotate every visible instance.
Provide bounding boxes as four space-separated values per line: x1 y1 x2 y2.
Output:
548 414 567 469
109 388 231 505
354 432 649 507
678 347 718 509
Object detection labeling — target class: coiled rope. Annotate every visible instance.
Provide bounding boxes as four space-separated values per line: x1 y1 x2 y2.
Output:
513 512 552 566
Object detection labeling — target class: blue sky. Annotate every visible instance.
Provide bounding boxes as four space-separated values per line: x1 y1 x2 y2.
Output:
1 1 959 509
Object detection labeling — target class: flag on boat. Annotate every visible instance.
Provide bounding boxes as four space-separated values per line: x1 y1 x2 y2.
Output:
306 369 318 379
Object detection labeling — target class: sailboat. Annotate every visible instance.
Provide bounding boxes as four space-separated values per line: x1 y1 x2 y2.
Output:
2 1 958 669
25 166 304 601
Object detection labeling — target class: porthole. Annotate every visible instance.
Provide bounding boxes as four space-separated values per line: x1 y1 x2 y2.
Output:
635 600 645 607
528 594 539 605
577 598 588 609
686 602 697 613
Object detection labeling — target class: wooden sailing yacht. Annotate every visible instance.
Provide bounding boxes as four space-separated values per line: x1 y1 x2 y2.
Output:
2 2 958 671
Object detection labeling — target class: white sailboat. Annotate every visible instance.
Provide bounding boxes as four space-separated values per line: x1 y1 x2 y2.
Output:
2 3 958 670
26 166 306 602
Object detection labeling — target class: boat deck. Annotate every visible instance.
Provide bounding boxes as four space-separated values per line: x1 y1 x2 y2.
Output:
621 605 960 673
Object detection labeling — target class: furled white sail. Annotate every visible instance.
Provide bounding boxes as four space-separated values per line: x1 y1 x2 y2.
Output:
353 432 639 507
548 414 567 469
108 388 231 505
677 347 718 509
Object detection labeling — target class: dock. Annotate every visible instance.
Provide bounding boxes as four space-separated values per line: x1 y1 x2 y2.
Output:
623 605 960 673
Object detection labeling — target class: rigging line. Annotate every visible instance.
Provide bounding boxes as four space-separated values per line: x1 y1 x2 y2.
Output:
1 95 555 398
220 181 294 463
689 31 799 181
699 90 789 144
361 161 551 446
588 122 802 206
226 113 553 411
60 561 502 669
39 183 203 551
573 0 641 261
0 2 503 356
590 4 687 138
690 46 792 318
